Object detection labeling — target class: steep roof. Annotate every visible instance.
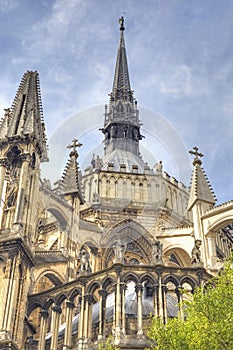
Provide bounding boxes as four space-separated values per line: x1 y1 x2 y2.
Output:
0 71 48 161
188 147 216 210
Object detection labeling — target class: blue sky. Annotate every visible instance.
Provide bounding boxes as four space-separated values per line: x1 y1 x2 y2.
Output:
0 0 233 204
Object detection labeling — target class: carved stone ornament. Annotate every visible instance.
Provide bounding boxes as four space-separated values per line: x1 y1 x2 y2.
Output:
191 239 203 266
152 240 163 264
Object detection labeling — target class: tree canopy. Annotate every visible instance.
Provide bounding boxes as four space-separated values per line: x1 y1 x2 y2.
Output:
98 336 119 350
147 258 233 350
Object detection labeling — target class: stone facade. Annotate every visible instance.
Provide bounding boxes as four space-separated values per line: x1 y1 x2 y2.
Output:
0 17 232 350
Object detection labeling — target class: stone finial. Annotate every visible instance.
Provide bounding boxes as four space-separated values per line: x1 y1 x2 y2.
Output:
67 138 82 158
189 146 204 166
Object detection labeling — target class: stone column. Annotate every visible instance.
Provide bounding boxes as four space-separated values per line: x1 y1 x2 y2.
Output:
63 301 74 349
192 203 203 241
121 283 126 335
38 310 49 350
83 295 93 344
13 273 25 343
162 285 168 324
25 164 39 237
0 157 7 203
196 271 204 287
78 287 85 350
50 305 62 350
14 153 30 225
207 233 218 267
87 295 94 340
135 284 143 337
113 284 116 332
158 274 163 320
2 253 20 334
147 183 152 202
115 270 122 340
98 289 107 339
176 286 184 321
153 284 158 318
192 203 209 266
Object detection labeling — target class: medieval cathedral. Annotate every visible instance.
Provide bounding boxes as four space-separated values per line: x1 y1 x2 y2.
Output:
0 17 232 350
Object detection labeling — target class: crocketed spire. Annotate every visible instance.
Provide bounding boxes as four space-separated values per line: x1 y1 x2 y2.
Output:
111 16 133 103
188 147 216 210
0 71 48 162
101 17 144 167
61 139 84 202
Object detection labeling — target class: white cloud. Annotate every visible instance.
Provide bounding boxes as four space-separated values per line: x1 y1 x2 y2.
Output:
22 0 90 58
160 65 192 97
223 97 233 117
141 64 206 101
0 79 19 112
0 0 17 12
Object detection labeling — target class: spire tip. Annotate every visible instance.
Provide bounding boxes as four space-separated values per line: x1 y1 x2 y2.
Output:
119 16 125 31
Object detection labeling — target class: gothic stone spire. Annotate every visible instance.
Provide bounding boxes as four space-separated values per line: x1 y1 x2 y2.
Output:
101 18 143 158
0 71 48 162
111 16 133 103
188 147 216 210
61 139 84 202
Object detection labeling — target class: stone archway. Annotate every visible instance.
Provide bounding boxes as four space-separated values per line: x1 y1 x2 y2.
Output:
163 247 191 267
33 269 64 293
46 207 68 230
101 219 154 268
199 202 233 269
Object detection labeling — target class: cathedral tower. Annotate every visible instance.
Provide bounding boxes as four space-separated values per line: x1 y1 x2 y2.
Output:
100 16 145 172
0 71 48 349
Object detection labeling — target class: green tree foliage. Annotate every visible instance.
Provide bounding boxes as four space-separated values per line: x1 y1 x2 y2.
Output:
98 336 119 350
147 259 233 350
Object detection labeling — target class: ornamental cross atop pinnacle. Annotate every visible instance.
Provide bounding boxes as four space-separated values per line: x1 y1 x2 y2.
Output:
189 146 204 165
67 139 82 158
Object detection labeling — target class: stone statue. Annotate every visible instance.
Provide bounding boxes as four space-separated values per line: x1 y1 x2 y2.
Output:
95 155 102 169
93 192 100 203
191 239 202 265
152 240 163 264
90 154 102 169
94 209 103 227
3 257 12 278
91 154 96 168
42 179 51 189
78 248 92 274
133 128 139 140
123 128 128 138
113 237 126 263
6 183 18 208
154 161 163 175
110 125 117 139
